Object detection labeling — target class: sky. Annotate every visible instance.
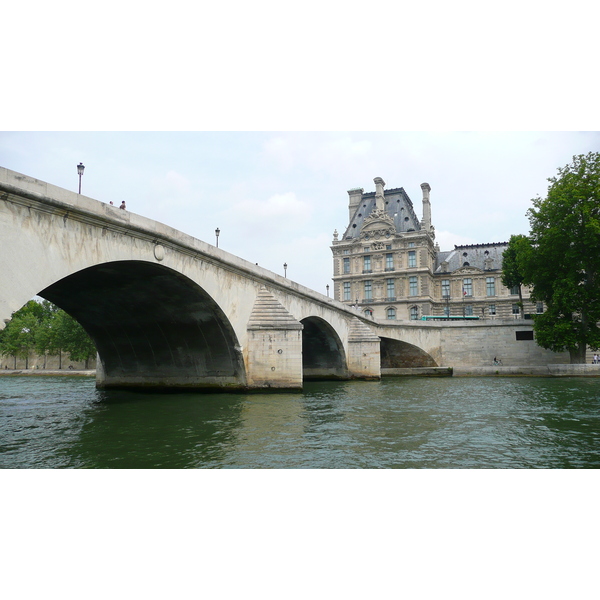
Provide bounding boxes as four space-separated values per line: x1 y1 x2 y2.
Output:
1 131 599 295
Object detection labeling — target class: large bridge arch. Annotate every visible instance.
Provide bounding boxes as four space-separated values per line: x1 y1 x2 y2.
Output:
300 316 348 380
40 260 246 390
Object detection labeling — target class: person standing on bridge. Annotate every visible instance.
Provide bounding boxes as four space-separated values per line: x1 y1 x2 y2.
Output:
120 201 126 210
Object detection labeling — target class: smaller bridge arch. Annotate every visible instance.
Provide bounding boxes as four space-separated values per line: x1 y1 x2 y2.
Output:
300 316 348 380
379 336 437 368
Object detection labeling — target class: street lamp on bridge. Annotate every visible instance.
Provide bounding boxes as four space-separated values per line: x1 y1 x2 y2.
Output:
215 228 220 248
77 163 85 194
283 262 287 277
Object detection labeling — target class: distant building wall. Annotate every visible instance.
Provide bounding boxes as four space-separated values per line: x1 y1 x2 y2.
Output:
0 352 97 370
439 321 569 367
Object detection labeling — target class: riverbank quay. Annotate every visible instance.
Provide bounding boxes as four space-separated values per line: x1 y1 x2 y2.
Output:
0 369 95 377
454 364 600 377
3 366 600 380
383 365 600 377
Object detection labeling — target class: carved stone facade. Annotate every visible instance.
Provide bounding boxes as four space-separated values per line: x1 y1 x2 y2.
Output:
331 178 539 322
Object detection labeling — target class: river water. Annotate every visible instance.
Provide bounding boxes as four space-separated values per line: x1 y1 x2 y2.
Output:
1 375 599 468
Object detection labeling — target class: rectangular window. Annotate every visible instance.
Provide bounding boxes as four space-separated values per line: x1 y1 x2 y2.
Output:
409 276 418 296
465 305 473 316
489 304 496 315
486 277 496 297
364 280 372 300
536 302 544 313
386 278 395 300
441 279 450 298
463 278 473 297
385 244 392 250
408 242 415 248
343 282 351 301
516 331 534 341
510 285 520 295
386 253 394 270
363 255 371 273
512 304 520 315
364 247 370 252
343 257 350 274
408 250 416 268
343 249 350 254
443 305 450 317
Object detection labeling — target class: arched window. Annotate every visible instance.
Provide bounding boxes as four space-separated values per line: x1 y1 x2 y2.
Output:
410 306 419 320
386 307 396 320
364 309 373 318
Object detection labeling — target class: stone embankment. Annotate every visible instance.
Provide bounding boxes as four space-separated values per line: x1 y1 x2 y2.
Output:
383 365 600 377
0 369 95 377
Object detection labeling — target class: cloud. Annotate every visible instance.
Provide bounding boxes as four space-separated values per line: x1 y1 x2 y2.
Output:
147 170 198 210
307 136 372 171
261 137 295 171
223 192 312 229
435 230 480 251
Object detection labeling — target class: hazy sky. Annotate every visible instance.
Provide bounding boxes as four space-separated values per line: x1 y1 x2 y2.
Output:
1 131 598 294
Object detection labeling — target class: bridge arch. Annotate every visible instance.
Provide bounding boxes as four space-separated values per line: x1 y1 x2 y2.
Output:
39 260 246 390
300 316 348 380
380 336 437 368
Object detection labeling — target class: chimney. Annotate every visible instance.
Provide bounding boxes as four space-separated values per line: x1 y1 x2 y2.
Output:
420 182 431 231
347 187 364 222
374 177 385 210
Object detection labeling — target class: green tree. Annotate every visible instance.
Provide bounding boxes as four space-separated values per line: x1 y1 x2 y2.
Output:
53 310 96 368
519 152 600 363
501 234 529 309
34 300 63 367
0 300 45 368
0 300 96 369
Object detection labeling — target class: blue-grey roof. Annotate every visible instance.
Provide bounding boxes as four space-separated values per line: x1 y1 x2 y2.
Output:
435 242 508 273
342 187 421 240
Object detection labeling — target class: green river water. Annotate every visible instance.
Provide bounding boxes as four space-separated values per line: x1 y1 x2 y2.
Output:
1 375 599 468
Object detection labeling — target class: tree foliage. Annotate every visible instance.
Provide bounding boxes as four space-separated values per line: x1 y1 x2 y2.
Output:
518 152 600 363
0 300 96 368
501 234 529 307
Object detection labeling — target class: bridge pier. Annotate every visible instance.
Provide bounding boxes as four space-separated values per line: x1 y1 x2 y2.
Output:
347 318 381 380
245 288 304 389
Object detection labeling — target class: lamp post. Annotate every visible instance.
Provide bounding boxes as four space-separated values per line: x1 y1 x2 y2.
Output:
326 284 329 297
283 263 287 277
77 163 85 194
215 228 220 248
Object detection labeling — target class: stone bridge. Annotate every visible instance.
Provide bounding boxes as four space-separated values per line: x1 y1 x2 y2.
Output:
1 167 451 391
2 167 561 390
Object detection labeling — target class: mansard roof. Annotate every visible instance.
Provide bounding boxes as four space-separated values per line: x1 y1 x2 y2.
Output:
342 187 422 240
434 242 508 274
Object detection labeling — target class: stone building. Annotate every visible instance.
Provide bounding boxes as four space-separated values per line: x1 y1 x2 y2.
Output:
331 177 541 321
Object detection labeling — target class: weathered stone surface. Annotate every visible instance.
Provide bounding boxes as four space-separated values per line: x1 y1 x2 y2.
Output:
247 287 303 330
246 287 303 389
